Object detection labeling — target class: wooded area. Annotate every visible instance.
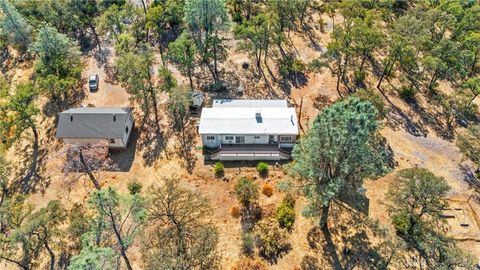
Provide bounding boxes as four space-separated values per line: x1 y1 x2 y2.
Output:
1 0 480 269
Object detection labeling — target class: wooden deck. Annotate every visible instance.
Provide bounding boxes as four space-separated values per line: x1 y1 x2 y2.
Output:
208 144 291 161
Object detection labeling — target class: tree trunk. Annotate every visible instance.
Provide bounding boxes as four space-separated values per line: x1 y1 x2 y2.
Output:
141 89 150 121
213 34 219 83
155 25 165 66
140 0 148 15
21 125 39 187
79 149 101 190
205 61 218 84
89 23 102 53
187 67 194 89
466 93 478 109
149 87 161 135
470 49 478 76
377 59 393 89
108 207 133 270
335 67 343 99
0 255 28 270
42 229 55 270
320 202 330 228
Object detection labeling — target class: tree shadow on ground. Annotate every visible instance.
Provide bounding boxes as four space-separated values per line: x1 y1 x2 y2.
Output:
459 164 480 192
306 203 391 270
277 71 309 96
93 46 112 67
42 86 86 118
177 126 198 174
406 99 454 140
240 204 262 233
338 190 370 216
137 117 166 167
10 146 50 195
307 226 344 270
386 105 428 137
110 126 138 172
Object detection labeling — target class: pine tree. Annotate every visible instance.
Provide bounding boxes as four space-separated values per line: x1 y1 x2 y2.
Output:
0 82 40 184
0 0 32 52
290 98 390 228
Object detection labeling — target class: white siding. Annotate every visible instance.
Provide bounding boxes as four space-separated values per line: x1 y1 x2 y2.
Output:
202 133 296 149
202 135 220 148
253 135 268 144
64 138 105 145
63 138 125 148
279 135 296 148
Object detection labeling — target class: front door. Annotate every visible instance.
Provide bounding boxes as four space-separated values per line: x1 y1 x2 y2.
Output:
235 136 245 144
269 135 276 144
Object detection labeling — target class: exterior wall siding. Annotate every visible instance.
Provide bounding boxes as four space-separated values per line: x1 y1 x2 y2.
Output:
63 138 106 145
122 116 134 147
202 135 221 148
202 134 296 148
63 138 125 148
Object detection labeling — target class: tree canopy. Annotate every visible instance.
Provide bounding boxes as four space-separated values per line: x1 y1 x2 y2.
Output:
290 97 391 227
386 168 474 269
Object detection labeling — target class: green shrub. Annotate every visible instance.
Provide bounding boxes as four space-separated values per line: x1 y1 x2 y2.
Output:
354 69 366 85
235 177 259 209
279 55 305 77
214 162 224 177
242 232 255 255
276 196 296 230
256 162 268 176
399 86 416 100
352 88 386 117
392 213 410 236
127 180 143 195
283 193 296 208
254 218 290 259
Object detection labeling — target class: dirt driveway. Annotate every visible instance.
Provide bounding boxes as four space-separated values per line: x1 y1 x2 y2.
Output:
81 55 130 107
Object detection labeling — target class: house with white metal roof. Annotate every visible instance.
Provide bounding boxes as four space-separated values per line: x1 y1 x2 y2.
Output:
199 99 298 161
56 107 134 149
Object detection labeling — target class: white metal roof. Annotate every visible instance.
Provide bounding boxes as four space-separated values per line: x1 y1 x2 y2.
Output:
199 101 298 135
212 99 287 108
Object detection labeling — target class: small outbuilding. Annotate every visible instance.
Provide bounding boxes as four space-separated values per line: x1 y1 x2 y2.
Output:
56 107 134 149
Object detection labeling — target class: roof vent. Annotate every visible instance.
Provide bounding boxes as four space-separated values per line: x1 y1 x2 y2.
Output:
69 114 73 122
113 114 116 122
255 111 262 123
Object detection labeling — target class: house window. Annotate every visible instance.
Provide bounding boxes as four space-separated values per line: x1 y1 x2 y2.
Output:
125 126 129 134
235 136 245 144
280 136 292 142
225 136 234 140
206 136 215 141
254 136 261 139
109 138 115 144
